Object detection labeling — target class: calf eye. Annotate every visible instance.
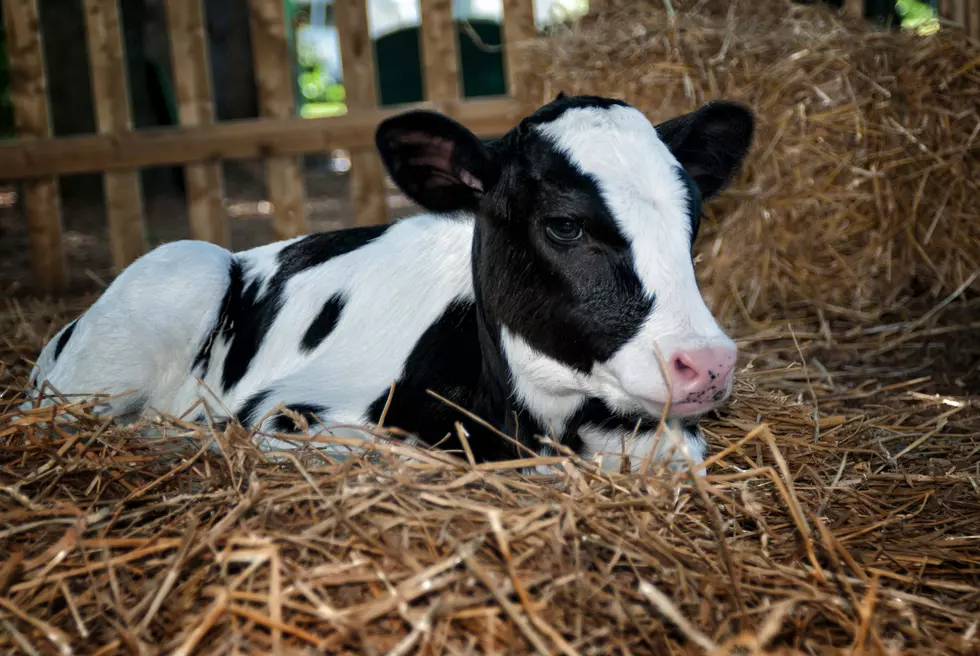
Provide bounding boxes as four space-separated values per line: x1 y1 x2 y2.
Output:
544 218 584 244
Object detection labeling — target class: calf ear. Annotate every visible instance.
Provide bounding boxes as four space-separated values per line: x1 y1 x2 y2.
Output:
655 101 754 200
376 110 496 213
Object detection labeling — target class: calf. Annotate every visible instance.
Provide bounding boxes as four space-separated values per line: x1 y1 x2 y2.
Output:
27 93 754 472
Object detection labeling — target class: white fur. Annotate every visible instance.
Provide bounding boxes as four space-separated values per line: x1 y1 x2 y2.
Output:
30 240 233 417
27 105 734 473
27 217 475 432
525 105 736 421
578 423 706 474
234 215 476 426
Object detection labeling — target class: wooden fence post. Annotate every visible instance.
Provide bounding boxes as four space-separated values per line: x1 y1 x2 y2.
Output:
336 0 388 227
844 0 864 19
83 0 149 273
165 0 230 247
3 0 66 293
502 0 537 100
419 0 460 102
248 0 308 239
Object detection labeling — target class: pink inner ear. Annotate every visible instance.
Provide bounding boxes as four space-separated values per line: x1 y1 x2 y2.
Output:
459 170 484 192
401 131 482 191
403 133 454 170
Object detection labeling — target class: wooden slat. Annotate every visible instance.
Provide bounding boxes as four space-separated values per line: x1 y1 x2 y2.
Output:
336 0 387 226
970 1 979 38
843 0 863 19
3 0 66 293
419 0 459 102
0 98 528 180
502 0 537 98
165 0 229 247
83 0 147 272
955 0 968 29
248 0 307 239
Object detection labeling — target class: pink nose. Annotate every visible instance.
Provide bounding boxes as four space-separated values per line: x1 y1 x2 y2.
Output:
668 346 737 404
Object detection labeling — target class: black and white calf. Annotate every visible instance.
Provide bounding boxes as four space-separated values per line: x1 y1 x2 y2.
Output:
27 94 754 472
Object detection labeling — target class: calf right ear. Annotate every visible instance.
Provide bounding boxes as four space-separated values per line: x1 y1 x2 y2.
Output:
375 111 497 214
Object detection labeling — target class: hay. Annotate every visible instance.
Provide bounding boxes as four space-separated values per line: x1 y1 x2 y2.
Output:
521 0 980 325
2 3 980 653
3 294 980 653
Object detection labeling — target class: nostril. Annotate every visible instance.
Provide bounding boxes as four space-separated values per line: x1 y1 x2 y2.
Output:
671 354 700 383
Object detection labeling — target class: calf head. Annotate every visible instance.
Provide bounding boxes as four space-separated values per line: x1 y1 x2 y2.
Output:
376 94 754 426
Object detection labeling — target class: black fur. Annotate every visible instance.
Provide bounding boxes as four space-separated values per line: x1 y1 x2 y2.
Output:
227 95 752 462
269 403 328 433
192 263 242 376
477 120 654 372
677 166 703 244
365 299 522 462
216 225 389 392
237 389 271 426
301 295 345 352
654 100 755 200
53 320 78 360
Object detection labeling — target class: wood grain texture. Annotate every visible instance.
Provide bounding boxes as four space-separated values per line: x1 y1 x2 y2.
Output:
248 0 307 239
843 0 864 19
165 0 229 246
3 0 66 293
419 0 460 102
336 0 387 226
83 0 147 272
502 0 537 98
0 98 528 179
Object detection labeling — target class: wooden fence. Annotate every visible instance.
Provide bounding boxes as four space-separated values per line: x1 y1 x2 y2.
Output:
0 0 537 294
938 0 980 36
843 0 980 36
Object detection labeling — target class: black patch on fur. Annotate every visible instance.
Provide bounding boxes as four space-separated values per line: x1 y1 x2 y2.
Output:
677 166 703 244
519 94 628 129
192 263 242 376
366 299 525 462
478 125 653 373
236 389 271 427
53 320 78 360
301 294 345 352
217 225 389 392
654 100 755 201
568 398 661 437
269 403 327 433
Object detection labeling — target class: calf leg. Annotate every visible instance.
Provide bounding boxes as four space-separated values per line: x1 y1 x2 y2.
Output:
28 240 236 420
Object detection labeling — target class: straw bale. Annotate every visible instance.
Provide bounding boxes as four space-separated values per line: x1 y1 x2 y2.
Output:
2 293 979 653
520 0 980 325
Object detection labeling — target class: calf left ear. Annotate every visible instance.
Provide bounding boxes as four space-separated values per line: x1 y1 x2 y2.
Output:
376 110 497 213
655 101 755 200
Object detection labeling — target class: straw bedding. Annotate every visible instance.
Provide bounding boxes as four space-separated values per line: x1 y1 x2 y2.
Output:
2 2 980 654
521 0 980 325
3 299 979 655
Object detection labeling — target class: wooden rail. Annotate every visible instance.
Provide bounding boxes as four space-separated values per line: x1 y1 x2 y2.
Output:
0 98 526 179
336 0 387 227
0 0 538 294
83 0 148 272
166 0 229 247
